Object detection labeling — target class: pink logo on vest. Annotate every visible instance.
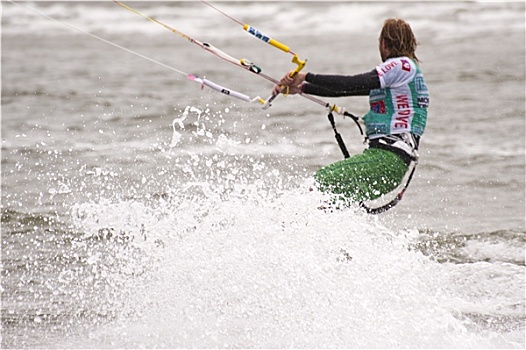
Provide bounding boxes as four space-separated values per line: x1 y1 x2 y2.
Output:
401 59 411 72
394 94 411 129
379 61 398 76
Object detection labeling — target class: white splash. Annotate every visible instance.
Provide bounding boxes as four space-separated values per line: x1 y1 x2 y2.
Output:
170 106 200 148
65 184 523 349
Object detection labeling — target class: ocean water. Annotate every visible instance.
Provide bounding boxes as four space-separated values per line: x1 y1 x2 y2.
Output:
1 1 525 348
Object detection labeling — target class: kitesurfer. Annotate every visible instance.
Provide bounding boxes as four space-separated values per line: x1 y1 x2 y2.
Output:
273 18 429 207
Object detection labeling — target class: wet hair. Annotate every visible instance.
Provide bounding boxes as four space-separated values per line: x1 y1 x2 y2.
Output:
380 18 419 63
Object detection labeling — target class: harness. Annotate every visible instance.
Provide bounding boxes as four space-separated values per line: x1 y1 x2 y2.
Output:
326 111 419 214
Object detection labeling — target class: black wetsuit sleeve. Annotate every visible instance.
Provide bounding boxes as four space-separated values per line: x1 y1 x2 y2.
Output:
302 69 380 97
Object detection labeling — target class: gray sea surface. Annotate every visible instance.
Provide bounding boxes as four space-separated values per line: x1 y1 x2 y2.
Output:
1 1 525 348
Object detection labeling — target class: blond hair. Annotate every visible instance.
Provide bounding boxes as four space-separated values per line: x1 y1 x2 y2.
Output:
380 18 419 63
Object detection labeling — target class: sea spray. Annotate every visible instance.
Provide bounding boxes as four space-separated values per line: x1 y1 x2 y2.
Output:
62 183 521 348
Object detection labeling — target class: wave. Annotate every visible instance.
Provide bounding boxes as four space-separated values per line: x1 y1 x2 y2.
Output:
3 1 524 40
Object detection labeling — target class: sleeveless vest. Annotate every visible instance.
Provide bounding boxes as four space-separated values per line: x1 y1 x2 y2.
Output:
364 58 429 138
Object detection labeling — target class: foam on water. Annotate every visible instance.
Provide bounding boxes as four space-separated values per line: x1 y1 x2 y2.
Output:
64 181 522 348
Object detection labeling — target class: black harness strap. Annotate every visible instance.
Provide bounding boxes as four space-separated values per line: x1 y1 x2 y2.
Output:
327 112 350 159
327 110 363 159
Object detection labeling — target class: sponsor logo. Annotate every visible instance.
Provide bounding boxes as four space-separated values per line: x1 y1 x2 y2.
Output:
247 26 270 43
417 96 429 108
378 61 398 76
396 94 410 110
370 101 386 114
415 76 428 93
394 94 410 129
401 59 411 72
